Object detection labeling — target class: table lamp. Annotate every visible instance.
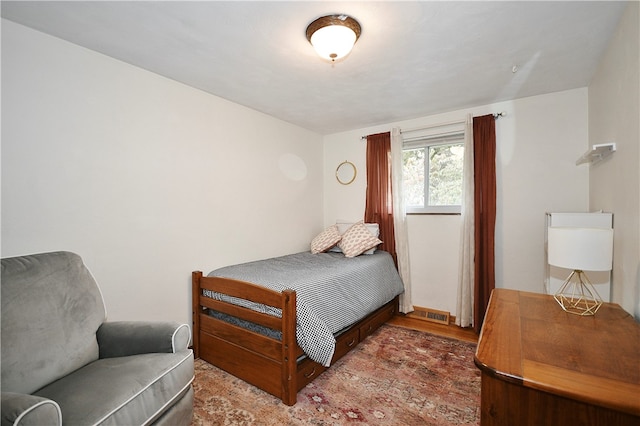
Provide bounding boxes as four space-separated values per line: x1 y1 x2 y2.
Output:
547 227 613 315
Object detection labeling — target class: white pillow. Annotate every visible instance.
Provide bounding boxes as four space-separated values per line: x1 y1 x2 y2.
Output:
337 221 379 236
337 221 383 258
330 221 380 254
310 225 342 254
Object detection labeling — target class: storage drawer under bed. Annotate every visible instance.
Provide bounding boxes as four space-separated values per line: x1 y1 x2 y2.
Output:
359 300 397 340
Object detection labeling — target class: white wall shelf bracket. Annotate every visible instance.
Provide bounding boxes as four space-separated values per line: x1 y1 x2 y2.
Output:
576 143 616 165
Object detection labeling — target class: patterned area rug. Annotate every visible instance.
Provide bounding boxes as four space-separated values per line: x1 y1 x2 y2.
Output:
192 324 480 425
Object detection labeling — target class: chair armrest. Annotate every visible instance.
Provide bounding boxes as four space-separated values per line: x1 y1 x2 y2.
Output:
1 393 62 426
97 321 191 358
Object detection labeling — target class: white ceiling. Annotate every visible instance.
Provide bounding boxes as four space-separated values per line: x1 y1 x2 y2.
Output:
1 1 629 135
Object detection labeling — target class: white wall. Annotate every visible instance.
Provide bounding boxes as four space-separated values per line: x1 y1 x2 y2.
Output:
588 2 639 318
1 20 324 326
324 89 590 314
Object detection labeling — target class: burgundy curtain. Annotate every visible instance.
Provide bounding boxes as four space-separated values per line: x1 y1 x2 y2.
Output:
365 131 397 264
473 115 496 334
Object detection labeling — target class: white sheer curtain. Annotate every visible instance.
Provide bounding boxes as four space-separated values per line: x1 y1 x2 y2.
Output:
390 127 413 313
456 115 474 327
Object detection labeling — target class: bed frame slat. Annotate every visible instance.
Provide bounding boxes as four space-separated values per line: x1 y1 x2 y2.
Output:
199 312 281 360
199 296 283 330
199 275 284 307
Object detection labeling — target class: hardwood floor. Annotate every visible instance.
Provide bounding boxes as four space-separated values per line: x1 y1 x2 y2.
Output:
388 313 478 343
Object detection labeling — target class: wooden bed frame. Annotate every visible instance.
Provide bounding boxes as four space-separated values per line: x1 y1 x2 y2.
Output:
192 270 399 405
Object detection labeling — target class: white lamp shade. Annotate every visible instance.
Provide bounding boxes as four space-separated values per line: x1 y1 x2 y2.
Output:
310 25 357 60
548 227 613 271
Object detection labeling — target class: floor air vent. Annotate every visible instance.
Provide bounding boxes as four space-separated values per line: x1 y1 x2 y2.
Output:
408 306 451 325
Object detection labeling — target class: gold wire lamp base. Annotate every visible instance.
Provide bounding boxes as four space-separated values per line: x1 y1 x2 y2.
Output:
554 270 603 316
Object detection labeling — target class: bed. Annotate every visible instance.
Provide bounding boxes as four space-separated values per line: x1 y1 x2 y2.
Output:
191 250 404 405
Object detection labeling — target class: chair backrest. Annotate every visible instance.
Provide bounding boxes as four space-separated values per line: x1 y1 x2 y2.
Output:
1 251 107 394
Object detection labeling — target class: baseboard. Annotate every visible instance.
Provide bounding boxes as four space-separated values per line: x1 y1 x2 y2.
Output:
407 306 453 325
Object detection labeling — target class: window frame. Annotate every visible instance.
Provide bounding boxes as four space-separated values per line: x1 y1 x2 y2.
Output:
402 132 465 215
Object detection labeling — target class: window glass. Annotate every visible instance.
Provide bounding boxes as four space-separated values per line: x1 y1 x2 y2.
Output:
402 133 464 214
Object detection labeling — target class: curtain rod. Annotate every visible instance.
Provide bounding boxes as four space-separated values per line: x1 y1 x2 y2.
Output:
360 111 506 140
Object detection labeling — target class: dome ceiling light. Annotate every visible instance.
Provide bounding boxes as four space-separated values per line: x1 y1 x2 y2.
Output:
306 14 361 62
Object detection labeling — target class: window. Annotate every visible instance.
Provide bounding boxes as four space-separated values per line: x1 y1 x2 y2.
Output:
402 132 464 214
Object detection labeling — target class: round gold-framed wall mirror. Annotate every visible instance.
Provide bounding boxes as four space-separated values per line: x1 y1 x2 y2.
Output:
336 161 357 185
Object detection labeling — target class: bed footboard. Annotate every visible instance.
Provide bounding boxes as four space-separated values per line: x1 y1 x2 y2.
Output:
192 271 298 405
192 270 399 405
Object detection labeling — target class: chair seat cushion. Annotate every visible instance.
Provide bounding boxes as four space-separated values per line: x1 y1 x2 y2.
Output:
34 351 193 425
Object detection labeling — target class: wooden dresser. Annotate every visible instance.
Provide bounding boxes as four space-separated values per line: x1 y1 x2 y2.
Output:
475 289 640 426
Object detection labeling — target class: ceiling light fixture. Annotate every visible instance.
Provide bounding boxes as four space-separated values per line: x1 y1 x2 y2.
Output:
306 14 361 62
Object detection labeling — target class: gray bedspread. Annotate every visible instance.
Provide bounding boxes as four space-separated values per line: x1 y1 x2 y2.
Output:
204 250 404 367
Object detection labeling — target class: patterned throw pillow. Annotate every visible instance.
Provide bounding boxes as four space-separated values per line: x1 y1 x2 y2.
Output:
310 225 342 254
337 221 383 258
329 222 380 254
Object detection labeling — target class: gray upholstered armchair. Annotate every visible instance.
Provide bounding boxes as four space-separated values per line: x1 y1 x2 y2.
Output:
1 251 194 425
